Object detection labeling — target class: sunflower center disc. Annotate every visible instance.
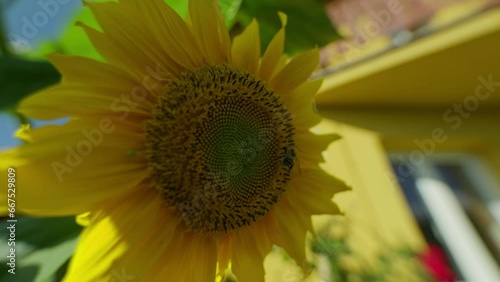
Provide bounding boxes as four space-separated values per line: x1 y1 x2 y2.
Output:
147 64 295 233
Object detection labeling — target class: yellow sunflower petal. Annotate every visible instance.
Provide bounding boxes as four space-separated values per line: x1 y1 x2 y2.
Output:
286 79 322 112
231 214 278 282
77 22 172 79
213 0 232 63
188 0 229 63
216 234 233 278
274 196 313 269
85 1 188 76
285 79 324 129
0 119 148 216
146 230 217 281
231 19 260 73
292 109 322 131
14 124 32 142
76 212 91 227
64 189 180 281
296 132 341 168
20 54 156 120
48 54 139 87
128 0 204 69
258 12 287 82
271 48 319 94
19 85 152 121
287 167 348 215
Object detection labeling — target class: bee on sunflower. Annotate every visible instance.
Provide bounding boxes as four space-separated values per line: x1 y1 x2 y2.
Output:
0 0 348 281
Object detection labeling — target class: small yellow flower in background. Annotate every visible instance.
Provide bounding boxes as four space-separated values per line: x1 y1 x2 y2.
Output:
1 0 348 281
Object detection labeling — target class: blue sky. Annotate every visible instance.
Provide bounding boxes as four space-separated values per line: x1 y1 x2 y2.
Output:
1 0 81 148
4 0 82 49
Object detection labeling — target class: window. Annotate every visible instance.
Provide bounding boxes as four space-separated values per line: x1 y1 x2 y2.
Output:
390 152 500 281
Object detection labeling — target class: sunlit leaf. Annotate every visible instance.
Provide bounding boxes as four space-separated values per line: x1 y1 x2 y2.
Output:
166 0 242 27
219 0 243 27
165 0 189 18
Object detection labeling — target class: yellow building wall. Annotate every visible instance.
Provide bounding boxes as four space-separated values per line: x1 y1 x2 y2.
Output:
317 119 425 250
319 108 500 186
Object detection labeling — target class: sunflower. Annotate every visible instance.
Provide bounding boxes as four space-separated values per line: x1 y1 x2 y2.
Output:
1 0 348 281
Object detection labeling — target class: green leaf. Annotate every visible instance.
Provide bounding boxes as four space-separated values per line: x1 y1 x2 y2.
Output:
164 0 189 18
219 0 243 27
0 216 82 282
166 0 242 27
0 57 60 111
236 0 341 55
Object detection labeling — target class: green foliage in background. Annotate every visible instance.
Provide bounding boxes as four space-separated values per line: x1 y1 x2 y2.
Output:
311 227 433 282
236 0 341 55
0 217 82 282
